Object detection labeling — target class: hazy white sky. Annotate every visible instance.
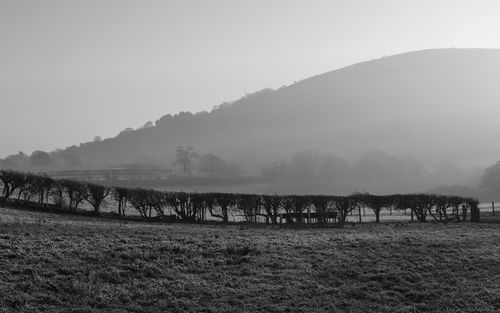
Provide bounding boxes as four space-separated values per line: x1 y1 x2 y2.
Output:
1 0 500 157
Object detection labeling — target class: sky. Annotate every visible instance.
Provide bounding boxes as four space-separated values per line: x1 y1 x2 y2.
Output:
1 0 500 158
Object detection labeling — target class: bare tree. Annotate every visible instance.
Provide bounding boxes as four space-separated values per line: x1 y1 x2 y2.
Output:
290 196 310 224
208 193 236 223
59 179 87 211
434 195 450 223
16 173 37 201
166 192 198 222
0 170 26 200
260 195 282 225
235 194 260 223
467 198 480 222
447 196 464 222
86 183 110 215
112 187 129 216
128 188 149 219
311 196 331 225
332 195 360 227
357 193 390 223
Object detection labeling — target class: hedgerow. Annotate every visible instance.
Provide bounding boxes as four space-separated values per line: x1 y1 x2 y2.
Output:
0 169 480 225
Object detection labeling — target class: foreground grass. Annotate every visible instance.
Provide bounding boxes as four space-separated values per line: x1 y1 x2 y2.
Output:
0 207 499 313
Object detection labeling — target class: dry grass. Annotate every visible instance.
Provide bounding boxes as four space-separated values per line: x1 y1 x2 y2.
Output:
0 207 499 313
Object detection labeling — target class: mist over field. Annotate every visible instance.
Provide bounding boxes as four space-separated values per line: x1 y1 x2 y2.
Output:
3 2 500 199
3 48 500 197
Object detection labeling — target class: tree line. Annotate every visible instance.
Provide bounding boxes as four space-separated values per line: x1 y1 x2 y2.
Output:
0 169 480 226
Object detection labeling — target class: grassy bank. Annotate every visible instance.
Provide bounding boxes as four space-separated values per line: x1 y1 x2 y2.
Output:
0 207 499 313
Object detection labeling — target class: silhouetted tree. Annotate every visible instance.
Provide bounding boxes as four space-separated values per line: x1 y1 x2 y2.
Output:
434 195 450 223
112 187 129 216
173 145 198 174
59 179 87 211
280 196 296 224
50 180 65 207
146 190 167 219
0 170 25 199
260 195 282 224
332 195 360 227
235 194 260 223
190 193 207 222
16 173 37 201
446 195 467 222
357 193 390 223
311 196 331 225
467 198 480 222
289 196 310 224
128 188 150 219
211 193 236 223
32 175 54 206
127 188 167 219
86 183 110 215
166 192 197 221
400 194 432 223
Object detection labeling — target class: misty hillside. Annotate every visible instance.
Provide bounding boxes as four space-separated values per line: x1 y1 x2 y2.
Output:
7 49 500 173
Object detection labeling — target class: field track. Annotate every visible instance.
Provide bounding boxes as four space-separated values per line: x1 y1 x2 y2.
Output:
0 206 499 313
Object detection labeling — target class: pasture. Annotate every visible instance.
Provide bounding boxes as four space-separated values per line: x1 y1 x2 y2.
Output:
0 206 499 313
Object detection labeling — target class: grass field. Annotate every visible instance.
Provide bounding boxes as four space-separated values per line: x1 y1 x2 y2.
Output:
0 207 499 313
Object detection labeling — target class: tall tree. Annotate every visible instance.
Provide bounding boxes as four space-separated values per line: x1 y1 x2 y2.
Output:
173 145 198 174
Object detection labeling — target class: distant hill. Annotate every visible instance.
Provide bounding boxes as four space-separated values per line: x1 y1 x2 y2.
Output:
4 49 500 174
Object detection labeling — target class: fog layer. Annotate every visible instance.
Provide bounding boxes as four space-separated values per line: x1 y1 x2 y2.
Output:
2 49 499 194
